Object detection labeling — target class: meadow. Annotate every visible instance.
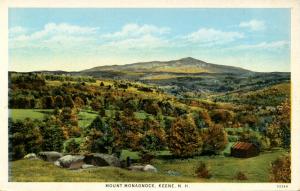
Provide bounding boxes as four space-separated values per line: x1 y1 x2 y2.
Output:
10 149 287 182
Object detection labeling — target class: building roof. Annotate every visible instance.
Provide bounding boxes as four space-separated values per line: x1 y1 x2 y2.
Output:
231 142 255 150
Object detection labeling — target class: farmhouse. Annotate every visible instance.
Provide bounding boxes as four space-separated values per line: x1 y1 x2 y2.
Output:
231 142 259 158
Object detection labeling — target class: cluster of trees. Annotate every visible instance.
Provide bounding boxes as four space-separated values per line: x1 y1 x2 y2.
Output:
9 118 64 160
9 106 82 160
81 111 228 158
44 74 96 83
266 99 291 149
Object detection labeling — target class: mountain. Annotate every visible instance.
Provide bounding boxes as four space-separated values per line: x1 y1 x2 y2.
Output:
81 57 252 74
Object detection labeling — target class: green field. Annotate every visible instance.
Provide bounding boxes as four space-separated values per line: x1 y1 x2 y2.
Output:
78 110 98 128
9 109 98 129
9 109 53 121
9 149 287 182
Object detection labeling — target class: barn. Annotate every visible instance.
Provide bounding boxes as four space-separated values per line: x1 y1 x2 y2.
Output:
231 142 259 158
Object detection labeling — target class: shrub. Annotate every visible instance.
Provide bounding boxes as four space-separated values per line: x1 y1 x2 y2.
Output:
65 138 80 154
270 155 291 182
200 124 228 154
139 150 155 164
12 145 26 160
195 161 211 179
235 171 248 180
210 109 234 125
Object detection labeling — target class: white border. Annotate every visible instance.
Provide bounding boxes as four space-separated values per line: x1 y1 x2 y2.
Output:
1 0 300 191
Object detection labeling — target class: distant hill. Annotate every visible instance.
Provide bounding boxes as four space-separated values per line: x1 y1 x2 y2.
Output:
82 57 252 74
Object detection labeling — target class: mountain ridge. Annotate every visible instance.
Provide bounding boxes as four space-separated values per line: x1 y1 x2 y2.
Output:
81 57 253 74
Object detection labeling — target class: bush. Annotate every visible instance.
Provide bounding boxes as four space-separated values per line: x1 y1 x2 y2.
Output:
210 109 234 125
195 161 211 179
200 124 228 154
270 155 291 182
12 145 26 160
235 171 248 180
65 138 80 154
139 150 155 164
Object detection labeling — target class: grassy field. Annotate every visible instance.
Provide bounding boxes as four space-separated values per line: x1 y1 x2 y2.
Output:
78 110 98 128
9 109 98 129
9 109 53 121
9 149 287 182
9 159 199 182
153 149 287 182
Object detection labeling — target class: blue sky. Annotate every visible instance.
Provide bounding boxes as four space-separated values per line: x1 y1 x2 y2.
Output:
9 8 290 72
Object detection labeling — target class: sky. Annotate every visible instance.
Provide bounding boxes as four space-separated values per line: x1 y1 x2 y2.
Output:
9 8 290 72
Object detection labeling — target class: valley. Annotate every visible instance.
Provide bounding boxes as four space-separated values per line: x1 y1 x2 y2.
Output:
8 57 291 182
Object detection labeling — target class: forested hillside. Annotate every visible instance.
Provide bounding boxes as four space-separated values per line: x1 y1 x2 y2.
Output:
8 70 291 182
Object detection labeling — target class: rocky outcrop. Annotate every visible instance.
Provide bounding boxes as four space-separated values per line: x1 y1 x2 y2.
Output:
128 164 158 173
24 153 38 160
38 151 62 162
81 164 96 169
58 155 85 169
143 164 157 173
84 153 121 167
128 165 144 171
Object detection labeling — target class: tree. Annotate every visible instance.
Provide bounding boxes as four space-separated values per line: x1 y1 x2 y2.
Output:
55 95 64 108
91 99 102 111
84 116 114 154
195 110 212 129
99 107 106 117
119 115 144 151
74 96 84 108
9 118 43 160
239 130 270 151
168 115 202 157
65 138 80 154
64 95 75 108
266 99 290 148
141 118 166 150
40 123 65 152
43 96 54 109
210 109 234 125
201 124 228 154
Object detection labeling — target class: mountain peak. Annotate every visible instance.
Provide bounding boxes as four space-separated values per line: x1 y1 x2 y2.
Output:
180 57 197 61
178 57 206 63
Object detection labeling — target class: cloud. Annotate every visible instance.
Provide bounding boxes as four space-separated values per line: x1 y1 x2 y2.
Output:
102 34 170 49
9 26 27 35
100 23 171 50
9 23 99 49
182 28 244 46
239 20 265 31
103 23 170 39
234 40 289 50
11 23 98 41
